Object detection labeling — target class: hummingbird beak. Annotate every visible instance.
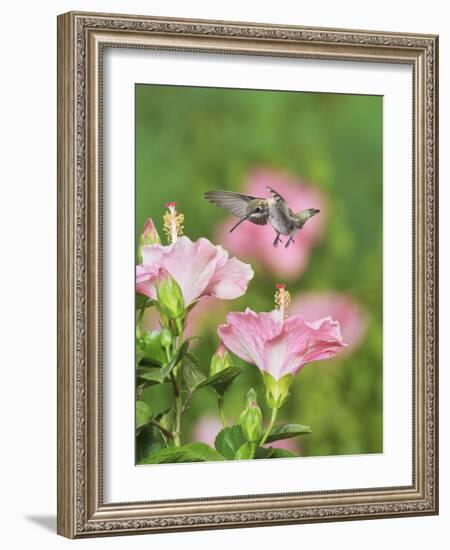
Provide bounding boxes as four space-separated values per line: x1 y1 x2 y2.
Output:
229 214 251 233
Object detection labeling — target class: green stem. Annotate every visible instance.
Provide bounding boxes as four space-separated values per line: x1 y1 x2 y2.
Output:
217 396 226 428
168 371 182 447
136 383 145 399
167 337 183 447
259 407 279 447
174 391 182 447
137 306 146 328
249 441 257 459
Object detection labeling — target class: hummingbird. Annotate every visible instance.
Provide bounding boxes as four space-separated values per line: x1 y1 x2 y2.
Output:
204 186 320 249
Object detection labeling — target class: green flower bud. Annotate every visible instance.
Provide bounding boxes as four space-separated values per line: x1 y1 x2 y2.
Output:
239 388 263 443
210 343 233 376
138 218 161 262
155 268 185 320
245 388 258 407
262 372 293 409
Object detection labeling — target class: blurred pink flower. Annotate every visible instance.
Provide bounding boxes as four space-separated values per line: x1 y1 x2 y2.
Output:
217 168 326 279
192 416 222 447
137 234 253 307
290 293 367 352
218 308 347 381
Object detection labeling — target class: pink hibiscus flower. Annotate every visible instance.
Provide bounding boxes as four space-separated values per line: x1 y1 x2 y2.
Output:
136 234 254 307
218 307 346 381
217 168 326 279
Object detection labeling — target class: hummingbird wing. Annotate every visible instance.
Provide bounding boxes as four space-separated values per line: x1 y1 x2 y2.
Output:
204 190 269 225
266 186 291 219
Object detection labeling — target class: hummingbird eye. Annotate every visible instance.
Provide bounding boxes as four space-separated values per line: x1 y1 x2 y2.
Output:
255 206 261 213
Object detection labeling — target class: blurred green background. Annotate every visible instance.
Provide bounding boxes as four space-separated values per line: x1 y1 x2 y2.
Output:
136 84 383 457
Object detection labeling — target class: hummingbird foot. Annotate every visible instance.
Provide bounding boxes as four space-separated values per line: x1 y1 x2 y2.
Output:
273 234 282 248
285 235 295 249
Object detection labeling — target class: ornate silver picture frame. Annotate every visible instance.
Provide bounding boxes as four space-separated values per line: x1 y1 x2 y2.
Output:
57 11 438 538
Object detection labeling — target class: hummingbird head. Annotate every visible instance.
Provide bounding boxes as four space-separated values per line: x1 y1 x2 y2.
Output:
306 208 320 218
246 199 269 221
229 199 268 233
295 207 321 229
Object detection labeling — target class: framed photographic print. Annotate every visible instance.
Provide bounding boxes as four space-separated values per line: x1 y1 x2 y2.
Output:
57 11 439 538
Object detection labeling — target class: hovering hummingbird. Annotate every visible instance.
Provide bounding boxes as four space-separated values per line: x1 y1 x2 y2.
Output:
204 186 320 249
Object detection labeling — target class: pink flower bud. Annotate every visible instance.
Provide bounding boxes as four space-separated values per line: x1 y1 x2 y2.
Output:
210 342 233 376
141 218 161 245
138 218 160 262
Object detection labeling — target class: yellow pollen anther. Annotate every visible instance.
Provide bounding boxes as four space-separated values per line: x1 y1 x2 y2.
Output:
274 284 290 319
163 202 184 244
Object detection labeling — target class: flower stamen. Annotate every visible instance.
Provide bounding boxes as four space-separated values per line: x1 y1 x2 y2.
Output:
163 202 184 244
275 283 290 319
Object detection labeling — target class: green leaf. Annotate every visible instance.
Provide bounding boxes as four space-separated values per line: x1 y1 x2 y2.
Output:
138 357 163 368
266 447 298 459
198 366 242 397
265 423 312 444
138 338 201 386
139 330 167 366
254 446 274 459
136 366 166 385
136 400 152 429
136 424 166 462
251 446 298 459
214 425 246 460
184 351 200 366
158 338 193 379
139 443 224 464
234 442 255 460
182 361 207 392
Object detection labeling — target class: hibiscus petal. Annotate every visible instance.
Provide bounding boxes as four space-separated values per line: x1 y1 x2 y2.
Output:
140 243 167 266
204 246 254 300
136 265 157 299
261 332 293 380
262 314 346 379
300 317 347 364
159 237 220 306
218 309 282 369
